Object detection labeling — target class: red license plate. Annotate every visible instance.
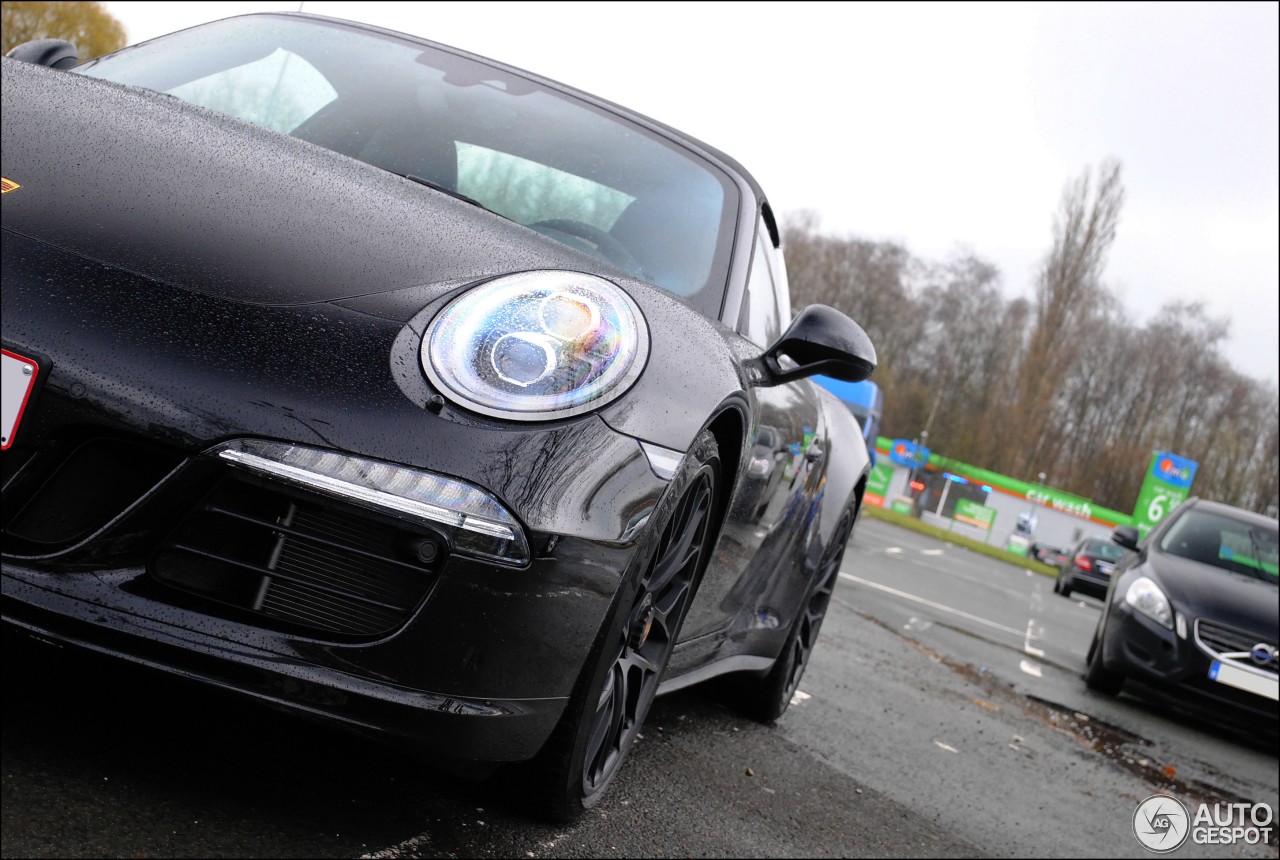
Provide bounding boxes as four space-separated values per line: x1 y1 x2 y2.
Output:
2 348 41 450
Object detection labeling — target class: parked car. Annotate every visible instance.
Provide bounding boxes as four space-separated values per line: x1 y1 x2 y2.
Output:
1054 536 1129 599
1 13 876 820
1028 542 1068 567
1084 498 1278 723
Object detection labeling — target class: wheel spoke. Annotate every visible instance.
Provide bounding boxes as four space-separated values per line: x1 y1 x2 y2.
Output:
584 662 623 787
648 483 710 595
578 461 715 799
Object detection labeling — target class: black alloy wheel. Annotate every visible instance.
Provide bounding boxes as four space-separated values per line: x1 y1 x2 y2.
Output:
737 508 855 723
521 431 719 821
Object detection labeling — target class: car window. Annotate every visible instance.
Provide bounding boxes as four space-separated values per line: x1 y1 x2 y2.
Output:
74 14 738 318
1160 509 1280 581
167 49 336 133
456 144 633 234
1084 540 1125 561
739 218 785 348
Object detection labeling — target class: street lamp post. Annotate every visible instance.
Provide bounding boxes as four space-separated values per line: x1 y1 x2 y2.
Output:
1021 472 1046 538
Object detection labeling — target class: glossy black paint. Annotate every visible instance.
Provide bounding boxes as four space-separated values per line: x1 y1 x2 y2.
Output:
4 38 78 69
1 12 873 775
1090 499 1278 721
764 304 877 384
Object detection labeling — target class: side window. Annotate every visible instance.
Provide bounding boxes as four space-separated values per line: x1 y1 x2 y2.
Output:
738 215 792 348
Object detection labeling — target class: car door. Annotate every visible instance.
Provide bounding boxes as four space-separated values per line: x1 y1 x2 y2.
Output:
680 212 826 641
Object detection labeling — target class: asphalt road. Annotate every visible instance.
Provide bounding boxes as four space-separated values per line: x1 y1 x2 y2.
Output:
2 517 1276 858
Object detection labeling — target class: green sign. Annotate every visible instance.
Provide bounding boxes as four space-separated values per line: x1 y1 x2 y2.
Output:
865 462 893 506
954 499 996 530
890 497 913 516
1133 451 1198 539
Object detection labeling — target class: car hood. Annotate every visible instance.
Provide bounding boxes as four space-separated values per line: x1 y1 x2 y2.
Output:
0 57 604 307
1142 551 1279 636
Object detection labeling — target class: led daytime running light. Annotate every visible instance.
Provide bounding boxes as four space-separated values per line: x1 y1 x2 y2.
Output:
211 440 528 563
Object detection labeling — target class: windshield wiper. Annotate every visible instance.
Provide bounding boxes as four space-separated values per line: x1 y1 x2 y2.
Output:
403 174 491 213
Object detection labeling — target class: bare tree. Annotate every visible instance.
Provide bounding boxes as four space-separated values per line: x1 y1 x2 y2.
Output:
777 175 1279 518
1002 159 1125 477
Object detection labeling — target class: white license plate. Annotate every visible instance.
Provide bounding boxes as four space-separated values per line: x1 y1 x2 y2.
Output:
1209 660 1279 701
1 349 40 450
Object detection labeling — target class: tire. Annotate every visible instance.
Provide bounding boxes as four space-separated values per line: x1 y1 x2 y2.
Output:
734 507 855 723
1053 575 1062 594
1059 574 1073 597
1084 617 1124 696
516 430 720 821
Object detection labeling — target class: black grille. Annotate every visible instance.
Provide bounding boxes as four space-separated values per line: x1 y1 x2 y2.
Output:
151 475 442 637
3 436 184 552
1197 619 1278 674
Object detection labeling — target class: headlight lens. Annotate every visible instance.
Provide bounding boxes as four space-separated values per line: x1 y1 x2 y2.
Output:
423 271 648 420
1124 575 1173 628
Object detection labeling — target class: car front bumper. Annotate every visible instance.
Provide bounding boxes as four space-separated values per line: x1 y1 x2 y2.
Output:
1098 601 1278 720
1 229 682 763
3 534 638 762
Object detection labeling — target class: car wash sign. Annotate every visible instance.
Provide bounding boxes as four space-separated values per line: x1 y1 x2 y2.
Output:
1134 451 1198 539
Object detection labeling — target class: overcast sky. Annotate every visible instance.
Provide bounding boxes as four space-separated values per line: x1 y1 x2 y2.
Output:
101 1 1280 386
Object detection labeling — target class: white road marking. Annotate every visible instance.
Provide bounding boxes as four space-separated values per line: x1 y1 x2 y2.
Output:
921 549 944 556
934 741 959 753
885 547 904 555
1019 659 1043 678
839 574 1025 638
790 689 812 706
1023 618 1046 659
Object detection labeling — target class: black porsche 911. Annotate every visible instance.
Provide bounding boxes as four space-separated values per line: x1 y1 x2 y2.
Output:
1 13 876 819
1084 498 1278 725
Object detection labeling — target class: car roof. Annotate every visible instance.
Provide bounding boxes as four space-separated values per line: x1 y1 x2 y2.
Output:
1183 497 1278 529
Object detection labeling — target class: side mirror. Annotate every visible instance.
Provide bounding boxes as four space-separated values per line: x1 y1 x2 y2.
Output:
6 39 79 70
1112 525 1140 552
762 304 876 385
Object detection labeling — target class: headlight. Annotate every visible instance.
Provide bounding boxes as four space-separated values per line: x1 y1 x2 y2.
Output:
1124 576 1173 628
423 271 648 420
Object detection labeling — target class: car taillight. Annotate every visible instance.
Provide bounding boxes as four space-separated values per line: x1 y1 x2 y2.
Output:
1075 555 1093 572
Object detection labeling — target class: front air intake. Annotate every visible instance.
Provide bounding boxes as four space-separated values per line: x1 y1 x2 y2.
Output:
151 474 443 637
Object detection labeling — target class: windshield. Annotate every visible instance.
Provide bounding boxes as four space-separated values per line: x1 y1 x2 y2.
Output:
74 14 737 317
1083 540 1126 561
1159 508 1279 582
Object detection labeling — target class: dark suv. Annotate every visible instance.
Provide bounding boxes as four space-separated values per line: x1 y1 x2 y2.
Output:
1083 498 1278 722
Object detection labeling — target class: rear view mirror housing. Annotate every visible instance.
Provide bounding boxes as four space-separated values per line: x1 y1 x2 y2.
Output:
6 39 79 69
1112 525 1140 552
763 304 876 385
